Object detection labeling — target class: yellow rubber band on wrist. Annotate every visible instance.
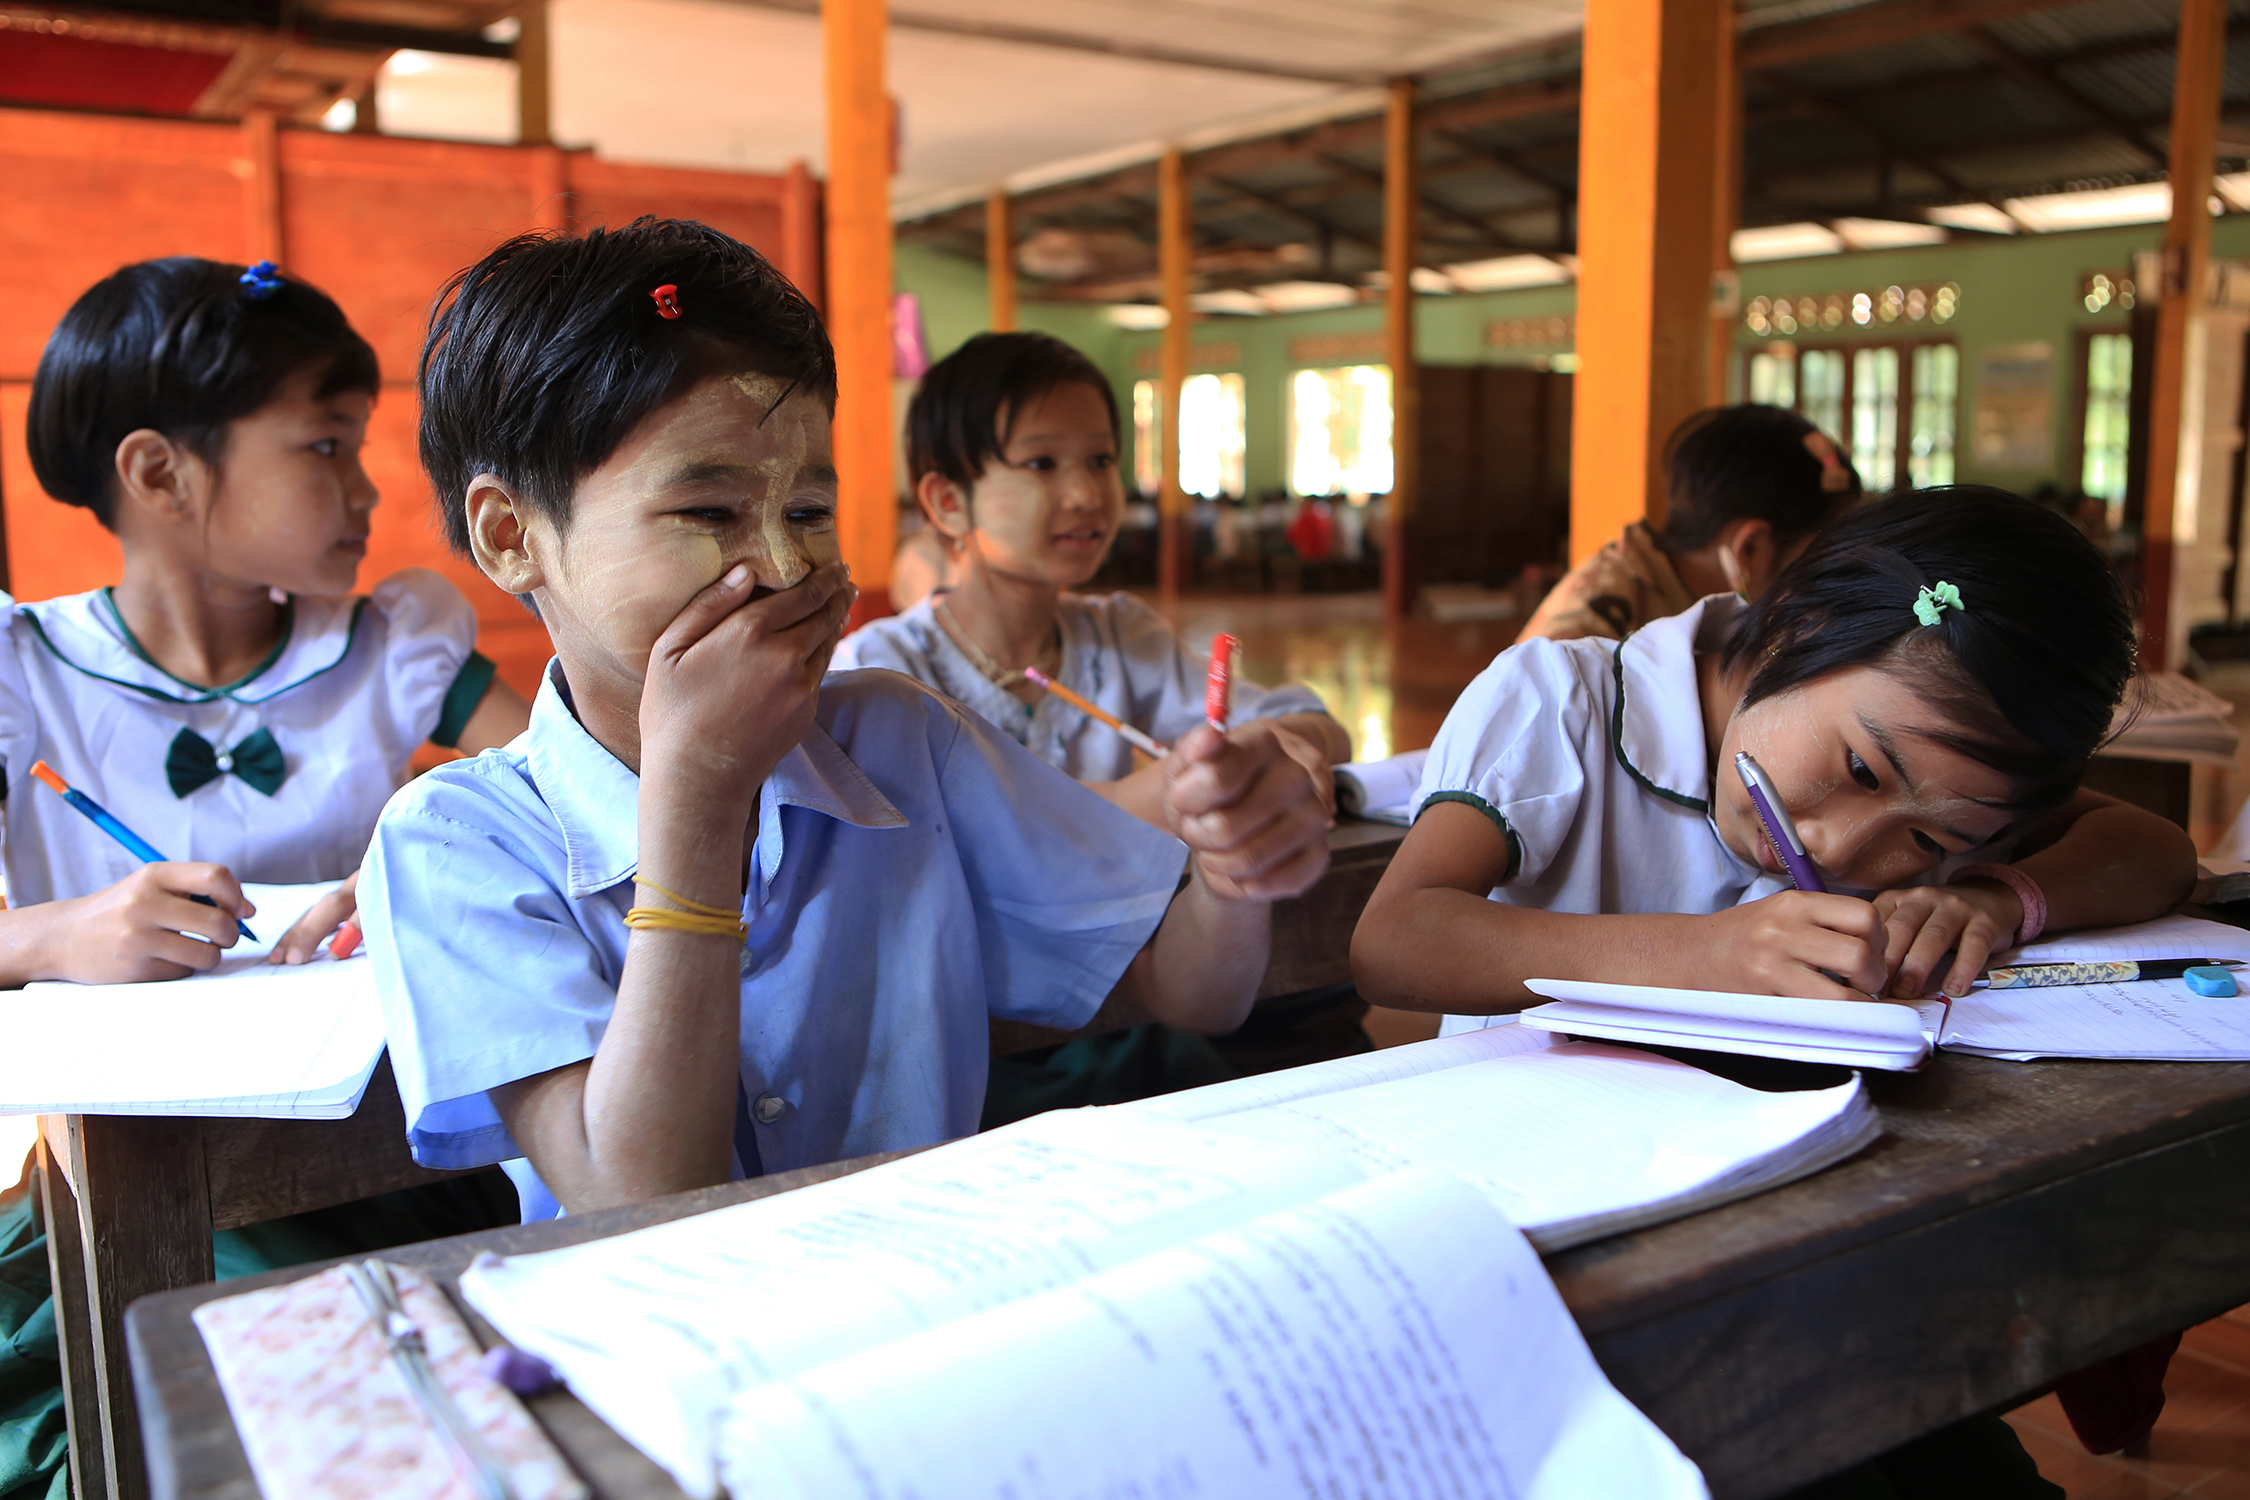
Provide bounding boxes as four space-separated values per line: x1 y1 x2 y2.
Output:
632 877 740 921
625 906 749 942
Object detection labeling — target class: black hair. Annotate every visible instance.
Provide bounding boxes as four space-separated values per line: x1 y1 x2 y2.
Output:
1722 486 2134 814
907 331 1119 488
418 216 836 554
1660 404 1861 553
26 257 379 530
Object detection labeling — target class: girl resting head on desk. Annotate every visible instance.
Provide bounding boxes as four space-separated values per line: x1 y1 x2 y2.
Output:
832 330 1352 832
1352 486 2196 1028
0 257 530 985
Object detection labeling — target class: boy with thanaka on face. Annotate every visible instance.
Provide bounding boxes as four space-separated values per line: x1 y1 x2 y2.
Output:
361 219 1332 1219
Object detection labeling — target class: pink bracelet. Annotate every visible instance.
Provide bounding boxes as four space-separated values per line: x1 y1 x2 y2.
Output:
1952 862 2047 947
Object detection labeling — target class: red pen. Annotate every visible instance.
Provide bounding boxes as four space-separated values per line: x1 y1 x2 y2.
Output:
329 920 363 960
1205 634 1238 730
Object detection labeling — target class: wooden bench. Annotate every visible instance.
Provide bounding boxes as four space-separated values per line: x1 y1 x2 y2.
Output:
125 1049 2250 1500
38 819 1408 1500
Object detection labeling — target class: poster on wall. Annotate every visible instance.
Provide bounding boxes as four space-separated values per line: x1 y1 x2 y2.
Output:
1972 342 2054 470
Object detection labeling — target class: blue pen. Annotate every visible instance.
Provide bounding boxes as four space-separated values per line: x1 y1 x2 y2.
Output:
29 760 257 941
1736 751 1826 894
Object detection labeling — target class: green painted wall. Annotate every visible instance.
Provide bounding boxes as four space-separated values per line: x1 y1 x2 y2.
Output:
895 219 2250 500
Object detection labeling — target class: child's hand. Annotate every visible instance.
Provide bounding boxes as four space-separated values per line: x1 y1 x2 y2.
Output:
1163 723 1330 902
270 871 358 966
49 863 254 983
1227 720 1337 824
1703 890 1889 1001
638 561 856 805
1873 881 2022 998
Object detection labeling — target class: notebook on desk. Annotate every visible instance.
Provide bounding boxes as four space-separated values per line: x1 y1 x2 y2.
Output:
1518 912 2250 1067
0 882 383 1119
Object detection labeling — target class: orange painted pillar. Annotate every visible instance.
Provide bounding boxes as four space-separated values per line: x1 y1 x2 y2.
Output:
781 160 823 308
242 110 283 264
1571 0 1725 557
2141 0 2227 669
1157 147 1190 599
1382 79 1418 622
987 191 1017 332
825 0 894 593
1708 2 1742 405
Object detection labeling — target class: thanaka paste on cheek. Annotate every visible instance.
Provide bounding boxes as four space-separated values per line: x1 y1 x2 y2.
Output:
726 371 836 588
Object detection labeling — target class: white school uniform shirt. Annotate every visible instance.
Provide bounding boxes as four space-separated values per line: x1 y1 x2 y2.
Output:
360 663 1190 1222
1413 594 1784 1036
832 591 1331 780
0 569 489 905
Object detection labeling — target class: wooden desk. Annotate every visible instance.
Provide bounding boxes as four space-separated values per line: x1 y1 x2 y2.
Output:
126 1051 2250 1500
44 819 1407 1500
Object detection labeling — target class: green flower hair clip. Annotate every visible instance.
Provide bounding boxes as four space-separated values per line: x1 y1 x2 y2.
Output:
1913 580 1964 627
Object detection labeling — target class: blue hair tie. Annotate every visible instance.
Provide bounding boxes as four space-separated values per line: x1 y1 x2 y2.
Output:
238 261 284 300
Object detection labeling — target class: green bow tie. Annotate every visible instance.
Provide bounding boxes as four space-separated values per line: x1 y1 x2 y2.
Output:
166 727 286 798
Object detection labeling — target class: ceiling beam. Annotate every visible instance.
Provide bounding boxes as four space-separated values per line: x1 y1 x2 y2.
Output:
701 0 1370 84
1313 149 1532 253
1 0 513 54
1958 25 2168 167
1203 175 1387 259
1739 0 2088 70
1747 69 2024 225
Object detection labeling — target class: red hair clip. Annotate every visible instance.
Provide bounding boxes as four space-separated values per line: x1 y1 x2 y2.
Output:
651 284 683 320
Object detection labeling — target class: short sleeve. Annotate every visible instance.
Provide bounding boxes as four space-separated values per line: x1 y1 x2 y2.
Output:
361 766 621 1170
368 569 481 749
1096 594 1332 745
0 599 45 891
1413 638 1602 887
932 702 1188 1028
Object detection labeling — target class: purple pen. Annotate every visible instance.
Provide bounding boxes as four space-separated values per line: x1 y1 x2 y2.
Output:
1735 751 1826 893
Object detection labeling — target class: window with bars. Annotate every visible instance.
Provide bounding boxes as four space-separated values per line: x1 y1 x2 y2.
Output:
1131 379 1160 497
1910 344 1959 488
1743 338 1957 493
1289 365 1394 496
2080 332 2132 516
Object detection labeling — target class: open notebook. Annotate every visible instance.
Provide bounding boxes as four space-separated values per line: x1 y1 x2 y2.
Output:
0 883 382 1118
462 1029 1869 1497
1518 912 2250 1067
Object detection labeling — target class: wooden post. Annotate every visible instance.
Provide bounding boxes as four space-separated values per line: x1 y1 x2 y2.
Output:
987 191 1017 333
1158 146 1191 599
781 159 823 309
516 0 552 148
1383 78 1418 622
1709 2 1741 405
2141 0 2227 669
826 0 895 592
1571 0 1725 557
241 109 283 264
529 144 569 232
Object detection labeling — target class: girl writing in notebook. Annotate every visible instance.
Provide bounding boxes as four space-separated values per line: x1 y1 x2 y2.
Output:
0 257 531 1496
1353 486 2193 1022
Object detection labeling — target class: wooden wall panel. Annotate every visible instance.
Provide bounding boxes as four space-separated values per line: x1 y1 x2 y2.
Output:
0 105 805 691
0 383 123 601
278 131 549 381
0 112 248 381
567 157 795 292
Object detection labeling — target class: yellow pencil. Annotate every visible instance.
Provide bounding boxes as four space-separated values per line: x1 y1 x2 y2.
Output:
1023 667 1169 758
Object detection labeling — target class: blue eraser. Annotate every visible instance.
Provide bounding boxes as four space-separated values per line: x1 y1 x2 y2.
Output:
2186 965 2238 998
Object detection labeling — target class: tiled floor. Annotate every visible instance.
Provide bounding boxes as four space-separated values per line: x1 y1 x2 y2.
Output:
2004 1308 2250 1498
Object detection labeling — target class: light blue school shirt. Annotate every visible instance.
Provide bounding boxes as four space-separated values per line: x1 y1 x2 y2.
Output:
361 663 1189 1221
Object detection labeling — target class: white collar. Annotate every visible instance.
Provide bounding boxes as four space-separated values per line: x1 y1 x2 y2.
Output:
14 588 369 706
1606 594 1747 814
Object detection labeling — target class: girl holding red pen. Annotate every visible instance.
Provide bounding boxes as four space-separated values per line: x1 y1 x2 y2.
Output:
833 332 1352 830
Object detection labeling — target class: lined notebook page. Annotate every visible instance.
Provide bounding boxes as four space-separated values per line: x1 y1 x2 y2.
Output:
716 1170 1706 1500
0 883 382 1118
1944 915 2250 1060
1189 1041 1868 1243
1122 1022 1557 1122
